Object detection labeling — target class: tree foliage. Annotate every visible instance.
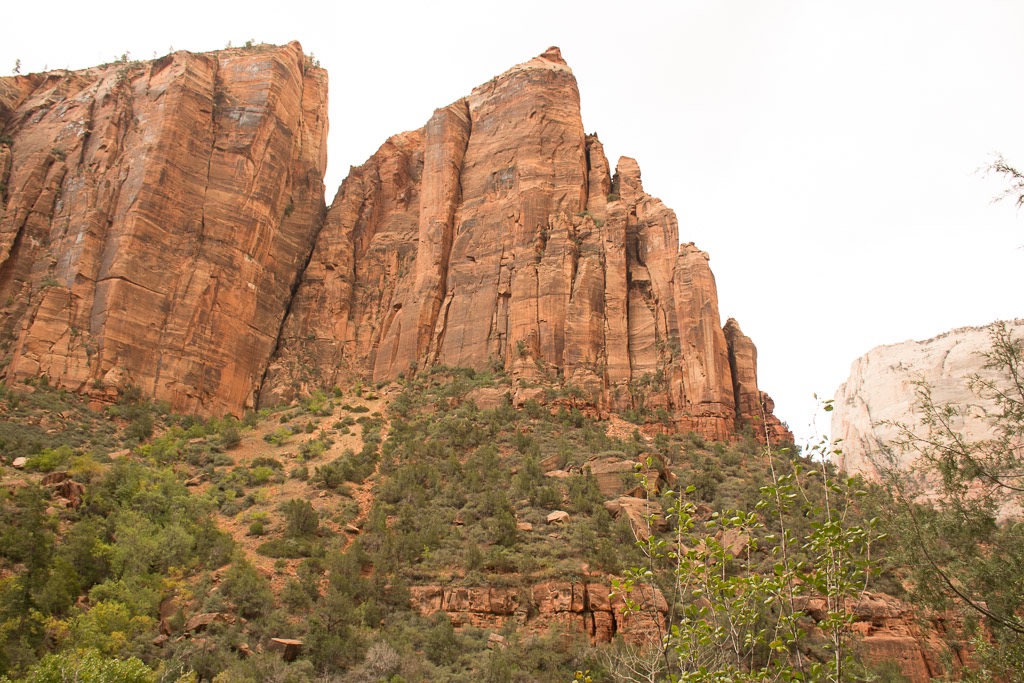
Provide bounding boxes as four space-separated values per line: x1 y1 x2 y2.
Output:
987 154 1024 209
612 442 880 682
877 321 1024 678
2 648 155 683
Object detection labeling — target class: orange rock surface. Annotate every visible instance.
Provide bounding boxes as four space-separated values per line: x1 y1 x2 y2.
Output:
1 44 788 440
265 47 791 441
408 580 665 643
798 592 974 682
0 43 327 415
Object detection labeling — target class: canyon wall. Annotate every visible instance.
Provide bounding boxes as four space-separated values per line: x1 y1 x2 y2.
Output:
0 42 327 416
832 320 1024 477
1 45 788 441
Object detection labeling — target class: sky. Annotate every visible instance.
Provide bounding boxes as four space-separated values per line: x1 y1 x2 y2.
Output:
3 0 1022 445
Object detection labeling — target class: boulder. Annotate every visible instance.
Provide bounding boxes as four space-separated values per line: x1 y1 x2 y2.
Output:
268 638 303 662
40 471 69 486
602 496 666 540
546 510 570 525
465 387 511 410
582 456 637 497
184 612 232 634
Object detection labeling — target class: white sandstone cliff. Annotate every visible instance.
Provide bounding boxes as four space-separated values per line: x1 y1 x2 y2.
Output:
832 320 1024 478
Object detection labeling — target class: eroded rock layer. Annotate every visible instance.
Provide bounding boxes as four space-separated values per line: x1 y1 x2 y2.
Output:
408 580 666 644
264 48 789 441
0 43 328 415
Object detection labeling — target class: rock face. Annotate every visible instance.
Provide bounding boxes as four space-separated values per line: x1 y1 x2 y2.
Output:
408 580 665 644
832 321 1024 478
797 592 973 683
0 43 328 415
1 45 786 441
262 47 789 442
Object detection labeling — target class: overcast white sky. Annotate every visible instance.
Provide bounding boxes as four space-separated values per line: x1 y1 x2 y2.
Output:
4 1 1022 444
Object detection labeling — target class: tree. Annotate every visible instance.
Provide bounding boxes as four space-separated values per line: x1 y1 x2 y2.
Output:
0 485 56 674
3 648 155 683
0 485 55 614
877 321 1024 678
282 499 319 538
987 154 1024 209
611 444 879 682
220 556 273 619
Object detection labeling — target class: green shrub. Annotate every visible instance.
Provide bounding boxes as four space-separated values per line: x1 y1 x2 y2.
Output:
218 420 241 449
282 499 319 538
17 648 156 682
250 466 276 485
263 426 293 446
26 445 74 472
221 557 273 618
256 537 321 559
299 438 329 460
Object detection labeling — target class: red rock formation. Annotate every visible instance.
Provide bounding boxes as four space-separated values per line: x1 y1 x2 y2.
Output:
1 45 787 440
408 580 665 643
265 47 789 441
798 592 974 682
0 43 327 415
724 318 792 444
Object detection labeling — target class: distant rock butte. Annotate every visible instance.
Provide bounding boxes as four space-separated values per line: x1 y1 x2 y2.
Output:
832 320 1024 478
0 45 789 441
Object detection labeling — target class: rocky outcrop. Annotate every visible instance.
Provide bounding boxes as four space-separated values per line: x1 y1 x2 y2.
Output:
799 592 973 683
263 47 790 442
724 318 791 444
406 583 969 680
408 580 665 643
832 320 1024 478
0 43 328 415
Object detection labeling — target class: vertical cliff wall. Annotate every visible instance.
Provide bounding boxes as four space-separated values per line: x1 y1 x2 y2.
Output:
263 47 789 442
0 42 328 415
1 44 787 440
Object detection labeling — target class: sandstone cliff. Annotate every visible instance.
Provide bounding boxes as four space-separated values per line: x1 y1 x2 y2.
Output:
0 43 328 415
409 580 665 644
832 320 1024 478
404 584 970 683
1 45 787 441
262 47 789 442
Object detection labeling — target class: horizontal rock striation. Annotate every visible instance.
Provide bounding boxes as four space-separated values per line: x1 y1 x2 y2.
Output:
264 47 789 442
0 42 328 415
